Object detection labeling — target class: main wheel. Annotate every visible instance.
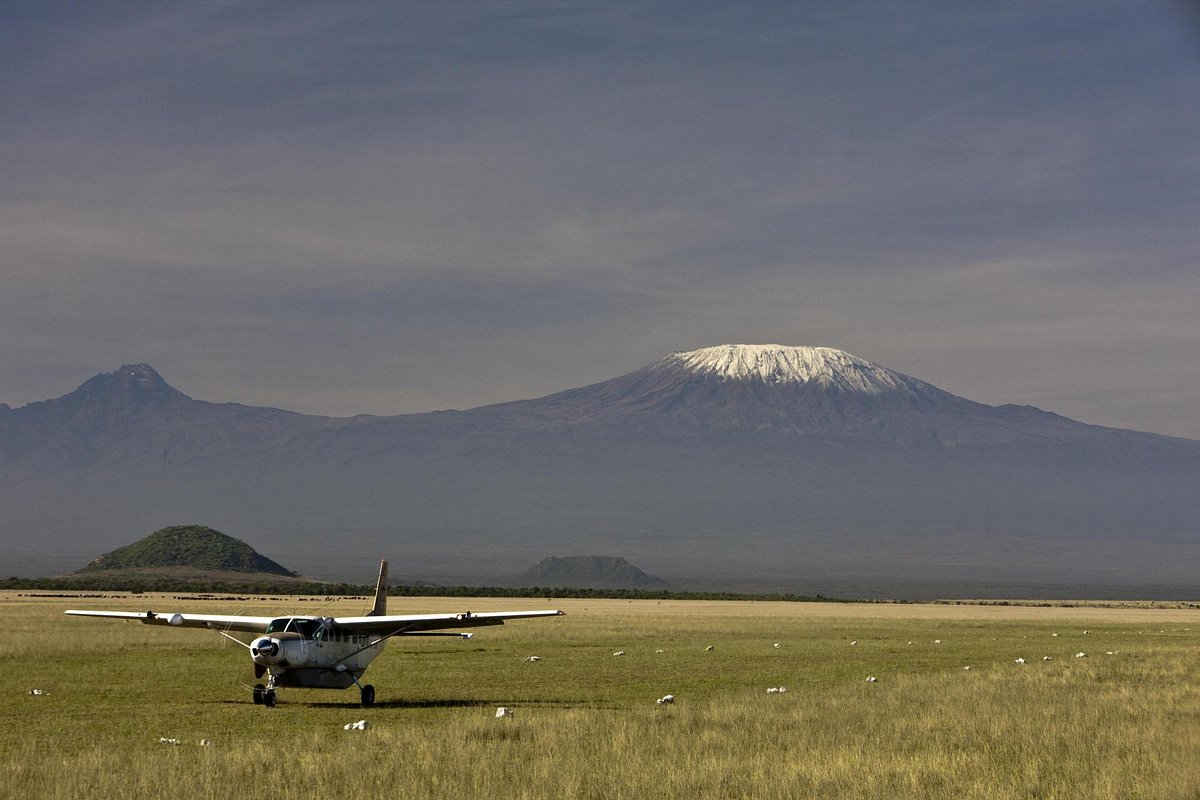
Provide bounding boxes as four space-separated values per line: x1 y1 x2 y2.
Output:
360 684 375 708
252 684 265 705
264 689 277 708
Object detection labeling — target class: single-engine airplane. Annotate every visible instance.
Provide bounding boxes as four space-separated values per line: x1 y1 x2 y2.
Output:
65 560 563 707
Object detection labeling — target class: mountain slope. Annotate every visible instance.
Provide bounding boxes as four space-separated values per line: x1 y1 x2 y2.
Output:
477 344 1189 451
2 347 1198 590
0 364 329 479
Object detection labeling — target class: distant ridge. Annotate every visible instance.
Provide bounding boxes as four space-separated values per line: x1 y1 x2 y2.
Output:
517 556 668 590
79 525 297 576
4 348 1200 590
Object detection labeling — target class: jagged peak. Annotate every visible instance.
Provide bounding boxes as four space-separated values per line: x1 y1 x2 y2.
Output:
661 344 916 395
65 362 187 409
105 363 166 384
81 363 172 390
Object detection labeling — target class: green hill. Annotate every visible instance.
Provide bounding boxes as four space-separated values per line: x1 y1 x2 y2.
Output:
79 525 297 576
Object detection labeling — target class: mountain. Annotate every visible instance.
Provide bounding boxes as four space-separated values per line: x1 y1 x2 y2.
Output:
0 364 321 476
516 556 668 590
473 344 1123 445
79 525 296 576
3 346 1199 594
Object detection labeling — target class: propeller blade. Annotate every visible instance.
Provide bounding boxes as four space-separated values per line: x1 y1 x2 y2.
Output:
255 663 266 679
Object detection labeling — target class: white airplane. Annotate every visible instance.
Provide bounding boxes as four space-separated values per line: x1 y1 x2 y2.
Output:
65 560 563 707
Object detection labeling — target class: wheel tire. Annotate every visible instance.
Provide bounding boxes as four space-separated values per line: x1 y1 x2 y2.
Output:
361 684 375 708
264 689 277 708
252 684 265 705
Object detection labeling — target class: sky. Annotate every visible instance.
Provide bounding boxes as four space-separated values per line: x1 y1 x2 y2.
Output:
2 2 1198 438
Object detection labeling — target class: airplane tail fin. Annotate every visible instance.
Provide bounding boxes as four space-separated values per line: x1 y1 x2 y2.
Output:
368 560 388 616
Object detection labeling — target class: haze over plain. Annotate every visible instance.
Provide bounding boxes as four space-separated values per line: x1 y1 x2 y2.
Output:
2 2 1198 439
3 348 1199 596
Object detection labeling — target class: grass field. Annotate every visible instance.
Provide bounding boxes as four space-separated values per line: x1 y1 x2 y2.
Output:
3 591 1200 799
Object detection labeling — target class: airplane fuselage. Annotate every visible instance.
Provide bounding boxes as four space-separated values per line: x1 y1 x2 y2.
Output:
251 617 384 689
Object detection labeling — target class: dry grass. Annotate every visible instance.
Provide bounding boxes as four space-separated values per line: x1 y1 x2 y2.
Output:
2 591 1199 799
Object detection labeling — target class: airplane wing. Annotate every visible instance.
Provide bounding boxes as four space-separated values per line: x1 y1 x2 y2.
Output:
65 609 274 633
331 609 564 634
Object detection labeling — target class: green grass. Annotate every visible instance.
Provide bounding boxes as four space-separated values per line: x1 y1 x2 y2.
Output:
3 594 1199 799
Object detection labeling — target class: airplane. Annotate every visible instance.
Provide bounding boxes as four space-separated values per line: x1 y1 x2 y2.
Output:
64 560 563 708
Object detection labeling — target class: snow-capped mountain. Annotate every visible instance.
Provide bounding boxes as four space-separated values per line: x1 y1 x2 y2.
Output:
671 344 932 392
475 343 958 430
476 344 1133 448
2 348 1199 592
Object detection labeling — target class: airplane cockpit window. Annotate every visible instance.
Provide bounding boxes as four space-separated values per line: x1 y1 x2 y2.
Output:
265 618 325 640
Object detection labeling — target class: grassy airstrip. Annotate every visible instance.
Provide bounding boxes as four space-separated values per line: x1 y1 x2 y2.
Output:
3 592 1200 799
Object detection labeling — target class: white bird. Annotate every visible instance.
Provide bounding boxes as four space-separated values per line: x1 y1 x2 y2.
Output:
1051 633 1059 637
27 688 47 696
962 666 971 670
933 639 942 644
198 739 212 746
1075 652 1087 658
343 719 370 731
866 676 878 683
850 641 858 646
525 656 542 662
612 651 625 656
705 645 715 652
1014 658 1026 664
495 707 513 718
656 694 675 705
158 737 181 745
773 643 781 648
655 649 665 654
1043 656 1052 661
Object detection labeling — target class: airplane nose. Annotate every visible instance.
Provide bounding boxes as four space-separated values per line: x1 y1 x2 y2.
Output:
251 637 280 662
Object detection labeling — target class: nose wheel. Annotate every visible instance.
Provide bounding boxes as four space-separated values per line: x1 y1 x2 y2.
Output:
254 676 279 708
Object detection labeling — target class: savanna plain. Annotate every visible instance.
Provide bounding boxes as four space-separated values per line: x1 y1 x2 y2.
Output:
3 591 1200 799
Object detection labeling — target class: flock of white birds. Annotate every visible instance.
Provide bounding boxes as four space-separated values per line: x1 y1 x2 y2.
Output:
513 627 1143 708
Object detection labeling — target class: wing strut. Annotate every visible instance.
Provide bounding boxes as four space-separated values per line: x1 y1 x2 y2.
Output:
210 626 252 650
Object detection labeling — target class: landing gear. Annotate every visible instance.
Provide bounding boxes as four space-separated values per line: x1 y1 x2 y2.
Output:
256 674 279 708
348 672 376 707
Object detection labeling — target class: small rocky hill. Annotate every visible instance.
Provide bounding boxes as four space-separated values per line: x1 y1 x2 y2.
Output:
79 525 297 576
517 556 668 590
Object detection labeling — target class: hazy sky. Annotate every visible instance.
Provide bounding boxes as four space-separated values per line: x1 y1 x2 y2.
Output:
3 2 1198 438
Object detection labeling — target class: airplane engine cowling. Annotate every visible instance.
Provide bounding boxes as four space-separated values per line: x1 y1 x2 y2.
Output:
251 637 309 668
251 637 281 664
